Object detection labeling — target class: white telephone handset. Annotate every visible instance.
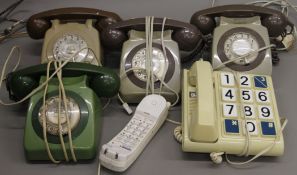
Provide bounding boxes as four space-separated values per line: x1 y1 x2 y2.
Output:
100 94 170 172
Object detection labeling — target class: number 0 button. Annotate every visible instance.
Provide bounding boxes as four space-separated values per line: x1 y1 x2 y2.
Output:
244 120 258 135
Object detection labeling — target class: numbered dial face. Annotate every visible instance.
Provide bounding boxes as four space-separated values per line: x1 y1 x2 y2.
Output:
131 48 166 81
38 96 80 135
224 32 259 65
53 34 95 63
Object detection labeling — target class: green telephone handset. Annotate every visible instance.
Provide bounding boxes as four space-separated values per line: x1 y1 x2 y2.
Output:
6 63 120 161
182 60 284 158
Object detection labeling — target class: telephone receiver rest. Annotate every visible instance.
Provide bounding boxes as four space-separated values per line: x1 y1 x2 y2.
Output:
26 7 122 39
101 18 203 51
6 62 120 101
190 4 294 37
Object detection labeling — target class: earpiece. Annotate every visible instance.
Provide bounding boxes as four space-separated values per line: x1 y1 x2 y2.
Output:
262 14 288 37
26 18 50 39
172 27 202 51
101 28 128 50
190 15 216 35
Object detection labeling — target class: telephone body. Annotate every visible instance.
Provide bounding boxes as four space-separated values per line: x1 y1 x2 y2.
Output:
190 5 294 75
101 18 202 103
6 63 120 160
26 8 122 65
182 60 284 156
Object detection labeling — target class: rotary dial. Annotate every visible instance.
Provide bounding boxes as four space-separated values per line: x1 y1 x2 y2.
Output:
38 96 80 135
224 32 259 65
53 34 96 64
131 47 166 82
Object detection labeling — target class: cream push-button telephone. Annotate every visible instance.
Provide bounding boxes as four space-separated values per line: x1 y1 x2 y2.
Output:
101 18 203 103
26 7 122 65
182 60 284 157
190 5 295 75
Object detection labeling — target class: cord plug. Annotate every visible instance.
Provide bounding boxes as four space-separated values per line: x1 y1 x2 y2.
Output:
276 33 295 51
122 102 133 115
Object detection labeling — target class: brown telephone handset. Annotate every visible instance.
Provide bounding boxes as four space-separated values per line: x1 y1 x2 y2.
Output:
27 7 122 39
190 4 294 37
101 18 203 54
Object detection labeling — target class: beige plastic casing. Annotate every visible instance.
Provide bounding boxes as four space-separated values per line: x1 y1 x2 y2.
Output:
41 19 101 65
119 30 180 103
182 60 284 156
212 16 272 75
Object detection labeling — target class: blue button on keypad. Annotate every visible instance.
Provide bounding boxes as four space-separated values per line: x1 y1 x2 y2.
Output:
225 119 239 133
261 121 276 135
254 76 268 88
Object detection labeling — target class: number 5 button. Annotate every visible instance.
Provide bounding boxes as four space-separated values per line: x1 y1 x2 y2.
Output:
240 89 253 103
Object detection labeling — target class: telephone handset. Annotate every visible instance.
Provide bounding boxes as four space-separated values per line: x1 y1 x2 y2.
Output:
190 4 294 37
5 63 120 161
182 60 284 157
26 8 122 65
27 7 122 39
190 5 295 75
6 62 120 101
101 18 202 103
187 61 217 142
101 18 203 52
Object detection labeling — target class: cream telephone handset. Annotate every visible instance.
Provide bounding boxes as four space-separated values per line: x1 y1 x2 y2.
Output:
182 60 285 160
187 61 217 142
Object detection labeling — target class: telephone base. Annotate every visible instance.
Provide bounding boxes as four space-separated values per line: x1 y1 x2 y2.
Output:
24 76 101 161
182 61 284 157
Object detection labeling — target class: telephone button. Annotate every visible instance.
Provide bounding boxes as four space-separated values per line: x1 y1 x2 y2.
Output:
222 88 236 102
243 105 256 119
225 119 240 134
243 120 258 136
256 90 270 103
261 121 276 135
254 76 268 88
239 74 251 88
258 105 273 119
223 103 238 117
220 72 235 86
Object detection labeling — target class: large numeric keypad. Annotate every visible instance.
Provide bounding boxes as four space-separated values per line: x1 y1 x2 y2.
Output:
218 73 277 137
